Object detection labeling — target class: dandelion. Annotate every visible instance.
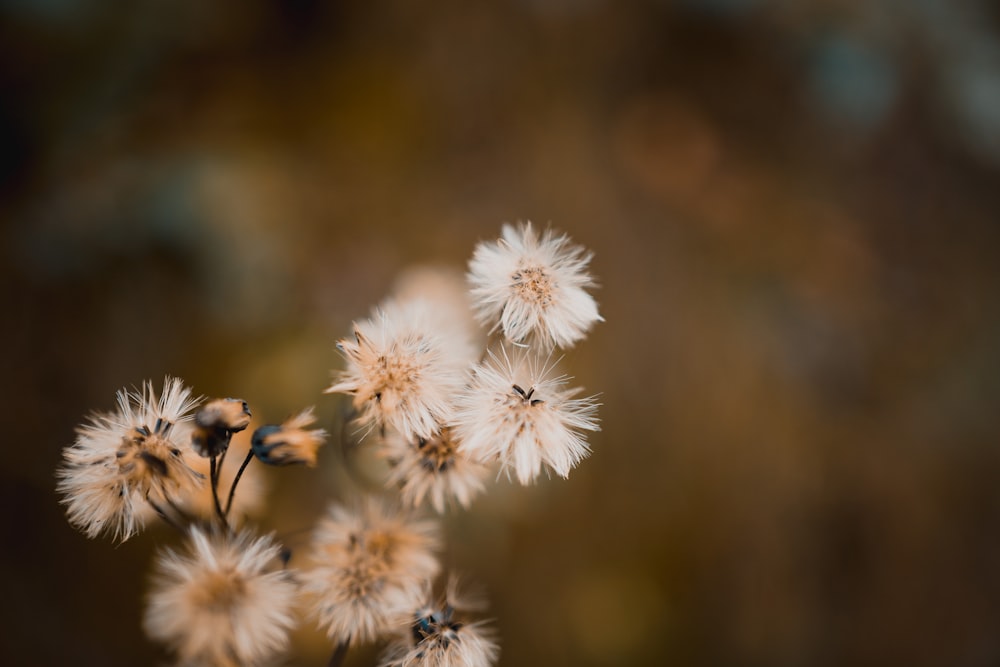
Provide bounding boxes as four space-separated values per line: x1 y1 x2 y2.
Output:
467 221 602 349
56 377 203 542
380 576 499 667
251 406 328 467
454 347 600 485
303 496 441 646
144 527 298 667
379 426 489 513
326 300 471 441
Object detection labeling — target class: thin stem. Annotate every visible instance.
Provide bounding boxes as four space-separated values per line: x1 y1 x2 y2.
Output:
209 456 229 532
224 450 255 518
147 497 185 535
162 492 194 525
217 443 229 474
327 639 350 667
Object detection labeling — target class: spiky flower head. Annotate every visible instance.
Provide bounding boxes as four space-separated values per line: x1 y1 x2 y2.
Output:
143 528 298 667
250 406 327 467
453 347 600 485
380 576 499 667
56 377 204 542
467 221 602 349
325 299 472 441
191 397 252 458
378 426 489 513
303 496 441 645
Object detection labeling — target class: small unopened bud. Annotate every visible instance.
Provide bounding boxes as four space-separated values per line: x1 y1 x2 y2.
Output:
250 407 327 467
191 398 252 458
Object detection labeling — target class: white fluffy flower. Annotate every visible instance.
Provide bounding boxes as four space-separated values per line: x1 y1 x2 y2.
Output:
144 528 298 667
380 577 499 667
453 347 600 485
326 300 472 441
467 222 602 349
378 426 489 513
56 377 204 542
303 496 441 645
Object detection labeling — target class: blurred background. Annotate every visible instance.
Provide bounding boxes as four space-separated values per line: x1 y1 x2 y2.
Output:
3 0 1000 665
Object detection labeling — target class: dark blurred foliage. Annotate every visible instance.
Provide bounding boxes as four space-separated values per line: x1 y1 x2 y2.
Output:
3 0 1000 665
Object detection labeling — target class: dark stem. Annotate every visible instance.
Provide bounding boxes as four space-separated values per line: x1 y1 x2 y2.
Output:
209 456 229 532
162 492 194 525
224 450 255 518
327 639 350 667
217 444 229 474
147 497 185 535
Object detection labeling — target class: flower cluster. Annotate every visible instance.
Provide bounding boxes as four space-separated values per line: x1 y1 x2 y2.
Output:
56 221 603 667
56 377 327 665
328 221 602 495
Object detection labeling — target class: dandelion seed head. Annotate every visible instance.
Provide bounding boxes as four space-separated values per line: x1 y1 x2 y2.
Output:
303 496 441 645
379 426 489 513
468 221 602 349
454 348 600 485
144 528 297 667
326 301 469 441
380 576 499 667
56 377 204 542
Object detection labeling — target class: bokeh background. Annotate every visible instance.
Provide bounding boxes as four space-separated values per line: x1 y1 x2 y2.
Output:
3 0 1000 665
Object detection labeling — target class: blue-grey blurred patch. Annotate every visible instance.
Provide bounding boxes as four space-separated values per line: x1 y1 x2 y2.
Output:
944 49 1000 165
807 35 898 132
11 154 296 333
13 158 203 278
741 277 867 408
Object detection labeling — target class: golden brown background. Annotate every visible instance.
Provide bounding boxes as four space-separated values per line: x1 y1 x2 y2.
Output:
3 1 1000 665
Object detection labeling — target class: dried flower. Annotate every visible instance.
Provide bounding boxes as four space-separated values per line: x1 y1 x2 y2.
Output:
380 576 499 667
467 221 602 349
191 398 252 458
303 496 440 645
144 528 297 667
56 377 204 542
326 300 471 441
379 426 489 513
454 347 600 485
251 406 328 467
